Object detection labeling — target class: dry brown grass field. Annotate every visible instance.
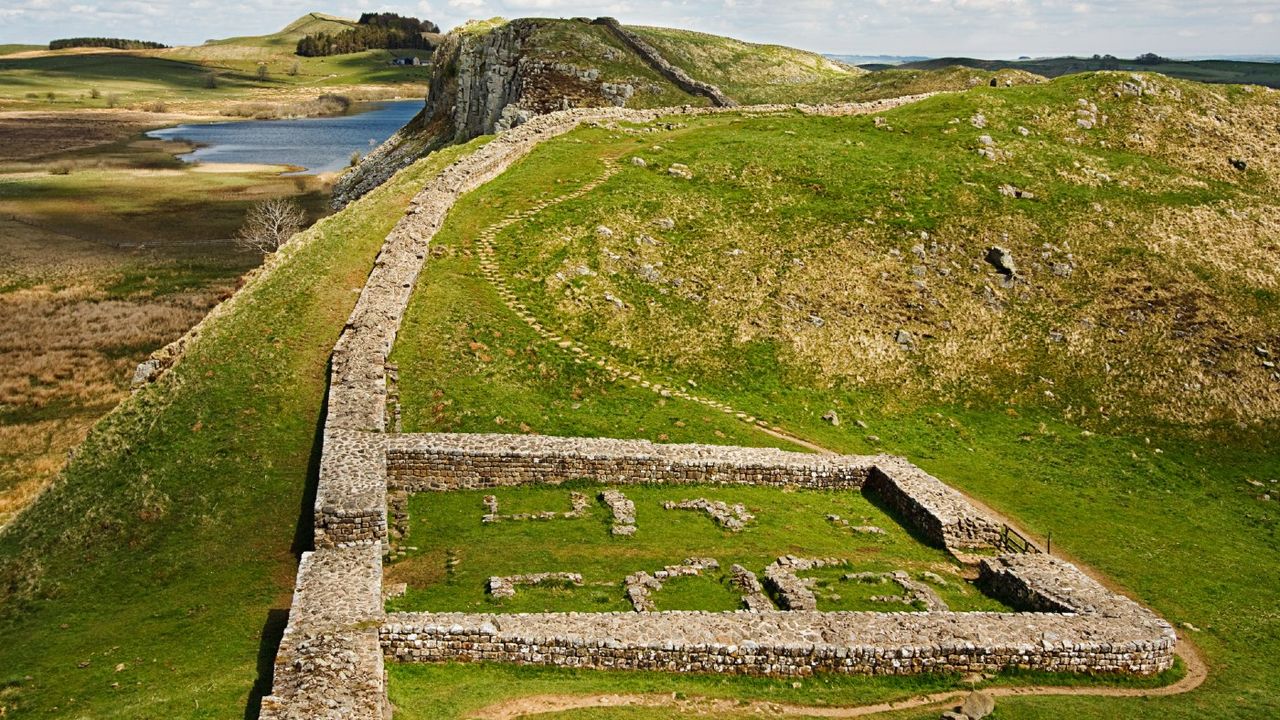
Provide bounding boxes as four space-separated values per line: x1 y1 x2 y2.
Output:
0 126 330 526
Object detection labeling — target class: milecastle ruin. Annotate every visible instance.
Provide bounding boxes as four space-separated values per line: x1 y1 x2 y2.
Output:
259 96 1177 719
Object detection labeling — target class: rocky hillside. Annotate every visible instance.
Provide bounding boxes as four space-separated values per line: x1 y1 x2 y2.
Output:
333 17 1038 206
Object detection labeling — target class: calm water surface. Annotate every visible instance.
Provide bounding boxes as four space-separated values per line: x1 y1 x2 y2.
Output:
146 100 422 174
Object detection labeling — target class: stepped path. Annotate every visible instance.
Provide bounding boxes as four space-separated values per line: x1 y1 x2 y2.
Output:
473 157 829 454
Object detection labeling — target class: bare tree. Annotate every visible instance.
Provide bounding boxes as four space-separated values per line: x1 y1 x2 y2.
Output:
234 198 305 254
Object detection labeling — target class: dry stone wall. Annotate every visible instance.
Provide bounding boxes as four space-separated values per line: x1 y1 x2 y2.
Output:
592 18 738 107
865 458 1006 552
260 546 388 720
386 433 876 491
382 567 1176 675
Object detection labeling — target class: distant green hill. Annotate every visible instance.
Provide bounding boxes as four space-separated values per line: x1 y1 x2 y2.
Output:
0 44 46 56
206 12 357 49
894 55 1280 87
0 13 431 110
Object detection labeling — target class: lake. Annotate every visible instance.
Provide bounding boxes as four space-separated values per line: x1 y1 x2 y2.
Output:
146 99 423 174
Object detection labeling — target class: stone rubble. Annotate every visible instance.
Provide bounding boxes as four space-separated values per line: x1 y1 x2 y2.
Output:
848 571 950 611
625 558 720 611
599 489 637 535
482 491 589 523
828 514 886 535
730 564 775 612
763 556 846 611
662 498 755 531
488 573 584 599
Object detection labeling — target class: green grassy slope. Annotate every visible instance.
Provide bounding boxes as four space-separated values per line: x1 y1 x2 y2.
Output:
0 14 429 110
898 56 1280 88
382 74 1279 717
626 26 1044 104
0 138 487 719
200 12 357 51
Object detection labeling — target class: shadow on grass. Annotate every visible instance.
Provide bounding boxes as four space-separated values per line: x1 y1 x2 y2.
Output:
244 377 330 718
243 608 290 720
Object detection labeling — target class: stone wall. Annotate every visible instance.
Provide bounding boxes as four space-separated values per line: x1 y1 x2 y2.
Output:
864 458 1006 553
382 592 1175 677
261 546 388 720
265 89 1179 718
386 433 876 491
592 18 738 107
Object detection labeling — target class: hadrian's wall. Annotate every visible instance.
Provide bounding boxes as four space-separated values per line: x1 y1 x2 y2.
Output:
263 93 1177 720
865 458 1007 551
591 17 738 108
386 433 875 491
381 555 1175 677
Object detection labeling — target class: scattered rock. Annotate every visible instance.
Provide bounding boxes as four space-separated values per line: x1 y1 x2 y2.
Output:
985 246 1017 277
895 329 914 348
130 359 161 389
998 183 1035 200
630 156 647 167
1017 126 1030 136
652 217 675 230
821 410 840 426
854 419 868 429
961 690 996 719
970 112 988 129
1181 621 1202 632
667 163 693 179
596 225 614 238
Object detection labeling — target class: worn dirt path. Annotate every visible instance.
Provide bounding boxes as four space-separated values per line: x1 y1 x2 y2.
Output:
468 146 1208 720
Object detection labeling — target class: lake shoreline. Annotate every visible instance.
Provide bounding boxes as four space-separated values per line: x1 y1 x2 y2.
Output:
146 98 421 175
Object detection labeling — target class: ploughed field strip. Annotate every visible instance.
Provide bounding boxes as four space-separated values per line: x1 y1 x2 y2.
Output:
260 100 1180 720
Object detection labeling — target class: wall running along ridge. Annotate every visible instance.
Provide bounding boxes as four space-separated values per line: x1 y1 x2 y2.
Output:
592 17 738 108
262 95 1176 719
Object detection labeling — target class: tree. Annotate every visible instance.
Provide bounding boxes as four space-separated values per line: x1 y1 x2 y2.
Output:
256 64 270 81
234 198 305 254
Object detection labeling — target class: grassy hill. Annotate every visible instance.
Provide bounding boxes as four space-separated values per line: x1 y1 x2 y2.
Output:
0 137 488 718
1 69 1274 719
0 13 430 111
201 12 357 50
381 71 1278 717
895 56 1280 88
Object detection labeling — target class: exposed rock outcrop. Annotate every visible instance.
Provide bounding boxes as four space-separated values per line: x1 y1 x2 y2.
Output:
334 18 702 208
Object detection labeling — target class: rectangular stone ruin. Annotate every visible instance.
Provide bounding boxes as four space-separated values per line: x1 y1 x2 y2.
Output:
263 100 1180 719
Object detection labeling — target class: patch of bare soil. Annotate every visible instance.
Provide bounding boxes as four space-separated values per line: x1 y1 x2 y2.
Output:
0 110 225 161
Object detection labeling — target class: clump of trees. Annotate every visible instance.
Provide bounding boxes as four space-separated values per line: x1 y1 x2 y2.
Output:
296 13 439 57
235 198 306 254
49 37 168 50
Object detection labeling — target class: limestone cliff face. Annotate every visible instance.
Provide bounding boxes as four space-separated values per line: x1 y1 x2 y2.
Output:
332 18 697 208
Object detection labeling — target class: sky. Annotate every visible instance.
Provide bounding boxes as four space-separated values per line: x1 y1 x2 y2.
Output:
0 0 1277 58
